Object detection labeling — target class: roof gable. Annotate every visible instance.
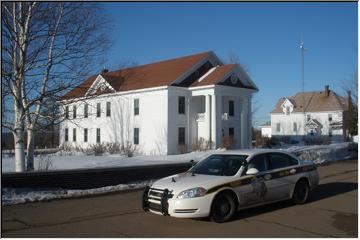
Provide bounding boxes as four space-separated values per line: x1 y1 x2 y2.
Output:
85 75 116 97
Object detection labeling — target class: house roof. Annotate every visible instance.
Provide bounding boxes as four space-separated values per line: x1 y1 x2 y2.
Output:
61 51 211 100
271 89 349 114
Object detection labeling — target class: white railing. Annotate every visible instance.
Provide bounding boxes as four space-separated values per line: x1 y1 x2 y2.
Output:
196 113 205 121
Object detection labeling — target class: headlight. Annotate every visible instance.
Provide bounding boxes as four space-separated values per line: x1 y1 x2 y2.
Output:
177 187 207 199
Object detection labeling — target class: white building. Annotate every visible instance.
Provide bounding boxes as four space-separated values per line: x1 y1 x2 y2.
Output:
59 51 258 155
259 122 272 138
270 85 349 142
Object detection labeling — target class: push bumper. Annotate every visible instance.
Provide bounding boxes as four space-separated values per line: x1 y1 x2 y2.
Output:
142 186 214 218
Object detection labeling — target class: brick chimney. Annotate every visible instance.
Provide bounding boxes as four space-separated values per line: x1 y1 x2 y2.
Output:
325 85 330 96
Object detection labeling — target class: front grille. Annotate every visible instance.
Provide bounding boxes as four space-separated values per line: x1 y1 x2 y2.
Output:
149 202 162 212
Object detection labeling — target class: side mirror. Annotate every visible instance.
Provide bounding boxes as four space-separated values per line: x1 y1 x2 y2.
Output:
246 168 259 175
190 159 195 166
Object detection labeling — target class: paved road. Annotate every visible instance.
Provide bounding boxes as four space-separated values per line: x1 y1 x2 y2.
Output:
2 161 358 237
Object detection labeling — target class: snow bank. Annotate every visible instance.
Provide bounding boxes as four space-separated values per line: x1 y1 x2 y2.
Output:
2 179 155 206
284 142 358 164
2 149 224 173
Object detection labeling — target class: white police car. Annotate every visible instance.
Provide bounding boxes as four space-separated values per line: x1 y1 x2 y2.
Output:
142 149 319 223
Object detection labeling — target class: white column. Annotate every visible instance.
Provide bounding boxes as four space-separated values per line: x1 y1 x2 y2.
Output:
211 94 217 149
240 99 248 148
216 95 222 147
236 97 242 149
205 95 211 141
211 94 223 149
247 97 252 148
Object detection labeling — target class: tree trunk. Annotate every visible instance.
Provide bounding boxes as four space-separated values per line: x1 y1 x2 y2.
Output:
13 129 26 172
26 128 35 171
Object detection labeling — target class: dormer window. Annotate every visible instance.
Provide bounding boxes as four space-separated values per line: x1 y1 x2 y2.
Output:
281 98 293 115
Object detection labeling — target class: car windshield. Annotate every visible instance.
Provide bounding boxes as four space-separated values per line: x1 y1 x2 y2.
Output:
190 154 248 176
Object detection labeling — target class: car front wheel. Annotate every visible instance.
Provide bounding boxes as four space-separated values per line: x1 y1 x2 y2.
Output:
293 179 309 204
210 193 236 223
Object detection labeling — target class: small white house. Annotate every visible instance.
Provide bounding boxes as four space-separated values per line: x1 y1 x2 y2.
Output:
259 122 272 138
270 85 349 142
59 51 258 155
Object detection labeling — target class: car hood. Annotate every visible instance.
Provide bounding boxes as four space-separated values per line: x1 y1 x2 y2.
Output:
151 172 234 195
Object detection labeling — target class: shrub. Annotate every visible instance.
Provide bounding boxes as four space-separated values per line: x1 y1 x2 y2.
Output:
89 143 107 156
122 141 137 157
106 142 121 154
178 144 188 154
221 136 236 149
192 137 212 151
37 155 53 171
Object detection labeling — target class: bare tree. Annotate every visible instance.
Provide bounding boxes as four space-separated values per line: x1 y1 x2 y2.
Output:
225 52 261 126
2 2 110 171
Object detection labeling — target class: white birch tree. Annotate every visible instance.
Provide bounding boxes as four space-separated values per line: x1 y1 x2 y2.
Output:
2 2 110 171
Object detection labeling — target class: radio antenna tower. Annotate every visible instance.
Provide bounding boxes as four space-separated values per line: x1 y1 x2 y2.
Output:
300 34 307 128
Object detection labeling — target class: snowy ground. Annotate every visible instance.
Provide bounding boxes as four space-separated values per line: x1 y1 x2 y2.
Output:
2 149 224 173
2 179 155 206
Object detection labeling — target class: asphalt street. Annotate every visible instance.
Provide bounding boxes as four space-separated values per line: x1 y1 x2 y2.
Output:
2 161 358 237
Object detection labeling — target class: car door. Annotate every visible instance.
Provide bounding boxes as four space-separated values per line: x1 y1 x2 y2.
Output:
265 152 300 202
237 153 269 206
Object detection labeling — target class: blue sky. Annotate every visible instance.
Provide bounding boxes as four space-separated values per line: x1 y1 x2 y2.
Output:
101 2 357 126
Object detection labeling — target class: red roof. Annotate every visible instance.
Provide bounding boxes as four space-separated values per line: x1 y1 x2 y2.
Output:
61 51 255 100
62 52 211 100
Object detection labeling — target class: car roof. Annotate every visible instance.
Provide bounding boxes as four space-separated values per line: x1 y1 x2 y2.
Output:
212 149 294 161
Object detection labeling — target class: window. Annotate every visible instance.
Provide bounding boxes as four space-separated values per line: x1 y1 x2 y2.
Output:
84 128 88 142
191 154 248 176
178 127 185 145
178 96 185 114
268 153 298 170
229 127 234 137
285 106 290 115
276 123 280 132
73 105 77 119
84 103 88 118
248 154 267 172
106 102 111 117
65 128 69 142
73 128 76 142
229 100 234 116
134 128 139 145
65 106 69 119
328 114 333 122
293 122 297 132
307 114 311 121
134 99 139 115
96 128 101 143
97 103 101 117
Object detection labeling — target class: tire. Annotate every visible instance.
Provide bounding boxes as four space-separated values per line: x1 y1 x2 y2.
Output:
210 193 236 223
293 179 309 204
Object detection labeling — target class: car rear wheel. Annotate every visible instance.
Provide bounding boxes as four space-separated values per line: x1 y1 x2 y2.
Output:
210 193 236 223
293 179 309 204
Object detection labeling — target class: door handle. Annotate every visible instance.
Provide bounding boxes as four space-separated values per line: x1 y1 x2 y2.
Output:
290 168 297 174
